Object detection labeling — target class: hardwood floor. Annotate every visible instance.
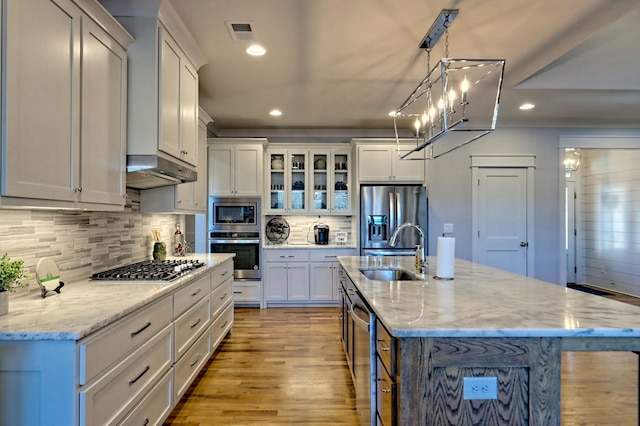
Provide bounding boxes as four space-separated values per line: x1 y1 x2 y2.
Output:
165 307 359 425
166 291 640 425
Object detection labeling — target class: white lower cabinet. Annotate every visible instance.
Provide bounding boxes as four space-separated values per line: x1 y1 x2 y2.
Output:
264 248 356 305
233 281 263 305
309 249 356 301
79 325 173 426
0 259 235 426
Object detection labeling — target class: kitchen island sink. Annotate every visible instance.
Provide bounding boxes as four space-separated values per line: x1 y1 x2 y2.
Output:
359 267 421 281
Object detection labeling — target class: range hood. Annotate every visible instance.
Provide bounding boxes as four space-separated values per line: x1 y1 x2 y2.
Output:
126 155 196 190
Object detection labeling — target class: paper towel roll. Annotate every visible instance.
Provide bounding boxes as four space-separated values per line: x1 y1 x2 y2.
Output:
436 236 455 279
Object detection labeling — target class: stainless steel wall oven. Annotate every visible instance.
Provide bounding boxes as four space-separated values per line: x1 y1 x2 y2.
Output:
209 197 262 280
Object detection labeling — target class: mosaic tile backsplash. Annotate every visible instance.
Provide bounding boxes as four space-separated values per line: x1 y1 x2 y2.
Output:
263 215 355 246
0 191 182 294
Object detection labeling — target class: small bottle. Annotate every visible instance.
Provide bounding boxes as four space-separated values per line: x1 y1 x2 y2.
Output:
415 244 423 272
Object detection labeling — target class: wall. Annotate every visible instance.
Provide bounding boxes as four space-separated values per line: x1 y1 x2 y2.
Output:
579 149 640 296
427 127 561 284
0 192 182 295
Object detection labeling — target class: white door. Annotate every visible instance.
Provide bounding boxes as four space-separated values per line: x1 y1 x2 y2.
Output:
474 168 529 275
565 181 577 283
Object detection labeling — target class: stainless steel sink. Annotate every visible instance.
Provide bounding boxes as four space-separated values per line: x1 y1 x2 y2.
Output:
359 268 421 281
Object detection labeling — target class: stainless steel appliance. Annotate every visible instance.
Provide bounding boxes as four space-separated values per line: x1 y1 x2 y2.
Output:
314 224 330 245
360 185 428 256
209 197 260 232
209 197 262 280
91 259 206 282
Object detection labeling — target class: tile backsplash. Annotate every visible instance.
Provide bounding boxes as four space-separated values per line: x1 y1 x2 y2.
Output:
264 215 355 246
0 192 182 292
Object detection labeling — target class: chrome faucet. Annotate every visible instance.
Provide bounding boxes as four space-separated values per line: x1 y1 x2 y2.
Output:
389 223 426 267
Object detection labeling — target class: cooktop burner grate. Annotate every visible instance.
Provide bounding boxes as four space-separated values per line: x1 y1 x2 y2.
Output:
91 259 206 282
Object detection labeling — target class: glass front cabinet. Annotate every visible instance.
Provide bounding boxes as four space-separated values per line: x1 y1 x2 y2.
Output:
309 149 352 215
267 149 309 214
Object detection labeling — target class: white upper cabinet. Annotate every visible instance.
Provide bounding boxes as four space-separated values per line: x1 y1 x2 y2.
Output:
208 139 265 197
354 139 426 184
1 0 132 210
141 108 212 213
100 0 207 171
159 28 199 166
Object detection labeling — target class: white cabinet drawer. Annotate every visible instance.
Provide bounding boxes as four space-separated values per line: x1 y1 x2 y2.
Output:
309 249 356 262
211 260 233 290
80 325 173 426
264 249 309 262
79 296 172 385
175 296 211 361
117 369 173 426
211 301 233 351
174 324 212 403
233 281 261 302
174 273 211 318
211 278 233 317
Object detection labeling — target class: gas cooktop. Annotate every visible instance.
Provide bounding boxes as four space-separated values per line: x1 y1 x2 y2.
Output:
91 259 206 282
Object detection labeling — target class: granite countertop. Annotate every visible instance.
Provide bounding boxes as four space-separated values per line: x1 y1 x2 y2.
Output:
263 241 357 249
338 255 640 339
0 254 235 342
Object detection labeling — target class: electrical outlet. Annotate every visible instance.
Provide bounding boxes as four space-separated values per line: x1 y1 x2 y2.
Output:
443 223 453 233
463 377 498 400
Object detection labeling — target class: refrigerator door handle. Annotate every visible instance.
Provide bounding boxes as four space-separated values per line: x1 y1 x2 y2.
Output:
389 191 395 243
396 191 401 228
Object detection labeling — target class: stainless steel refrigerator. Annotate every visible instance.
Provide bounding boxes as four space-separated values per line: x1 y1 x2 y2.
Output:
360 185 428 256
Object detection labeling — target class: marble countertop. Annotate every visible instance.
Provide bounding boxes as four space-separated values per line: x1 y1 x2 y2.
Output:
0 254 235 342
338 256 640 339
263 241 357 249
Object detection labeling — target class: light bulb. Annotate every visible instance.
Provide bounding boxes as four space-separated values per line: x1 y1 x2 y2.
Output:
460 76 469 104
429 106 436 121
414 118 421 136
448 89 456 112
421 111 429 125
437 97 445 110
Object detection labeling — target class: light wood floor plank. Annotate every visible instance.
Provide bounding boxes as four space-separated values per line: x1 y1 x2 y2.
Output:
166 294 639 425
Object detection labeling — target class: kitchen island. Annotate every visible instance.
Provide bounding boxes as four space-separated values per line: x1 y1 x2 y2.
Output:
338 255 640 425
0 253 234 426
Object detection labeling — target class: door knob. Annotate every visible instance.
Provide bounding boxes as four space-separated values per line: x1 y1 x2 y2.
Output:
520 242 528 247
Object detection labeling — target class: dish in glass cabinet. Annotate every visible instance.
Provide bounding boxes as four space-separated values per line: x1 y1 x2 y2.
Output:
271 156 284 170
265 216 290 244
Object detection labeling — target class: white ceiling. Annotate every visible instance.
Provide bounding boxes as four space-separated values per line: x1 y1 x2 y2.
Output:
169 0 640 137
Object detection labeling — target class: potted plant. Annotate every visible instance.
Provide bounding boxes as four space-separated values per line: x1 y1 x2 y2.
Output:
0 253 31 316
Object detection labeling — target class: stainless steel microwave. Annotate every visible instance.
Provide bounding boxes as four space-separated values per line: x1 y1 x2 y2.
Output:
209 197 261 232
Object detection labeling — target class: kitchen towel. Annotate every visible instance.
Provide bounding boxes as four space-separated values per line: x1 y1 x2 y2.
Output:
436 236 455 279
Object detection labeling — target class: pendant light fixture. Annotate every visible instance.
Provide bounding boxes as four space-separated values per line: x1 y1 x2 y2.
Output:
392 9 506 160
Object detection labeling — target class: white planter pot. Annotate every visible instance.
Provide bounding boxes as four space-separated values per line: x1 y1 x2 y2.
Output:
0 291 8 316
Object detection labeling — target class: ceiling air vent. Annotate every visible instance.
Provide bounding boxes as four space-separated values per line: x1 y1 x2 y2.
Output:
226 21 256 41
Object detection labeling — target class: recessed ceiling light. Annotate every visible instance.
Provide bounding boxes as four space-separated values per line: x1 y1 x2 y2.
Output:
519 103 535 110
270 109 282 117
246 44 266 56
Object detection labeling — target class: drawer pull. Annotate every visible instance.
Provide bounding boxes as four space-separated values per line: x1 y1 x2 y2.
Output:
190 353 202 367
128 365 150 386
221 271 229 276
233 291 242 294
279 255 294 258
130 321 152 337
377 378 392 394
191 288 202 297
190 318 202 329
220 320 228 329
220 293 228 300
325 255 337 259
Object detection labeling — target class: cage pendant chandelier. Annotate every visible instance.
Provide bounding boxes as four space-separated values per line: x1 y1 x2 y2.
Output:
393 9 506 160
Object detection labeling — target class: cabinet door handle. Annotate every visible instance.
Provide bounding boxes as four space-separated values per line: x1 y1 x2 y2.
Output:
190 353 202 367
191 288 202 297
221 271 229 276
220 293 228 300
143 418 149 426
128 365 150 385
220 320 228 329
130 321 152 337
190 318 202 329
